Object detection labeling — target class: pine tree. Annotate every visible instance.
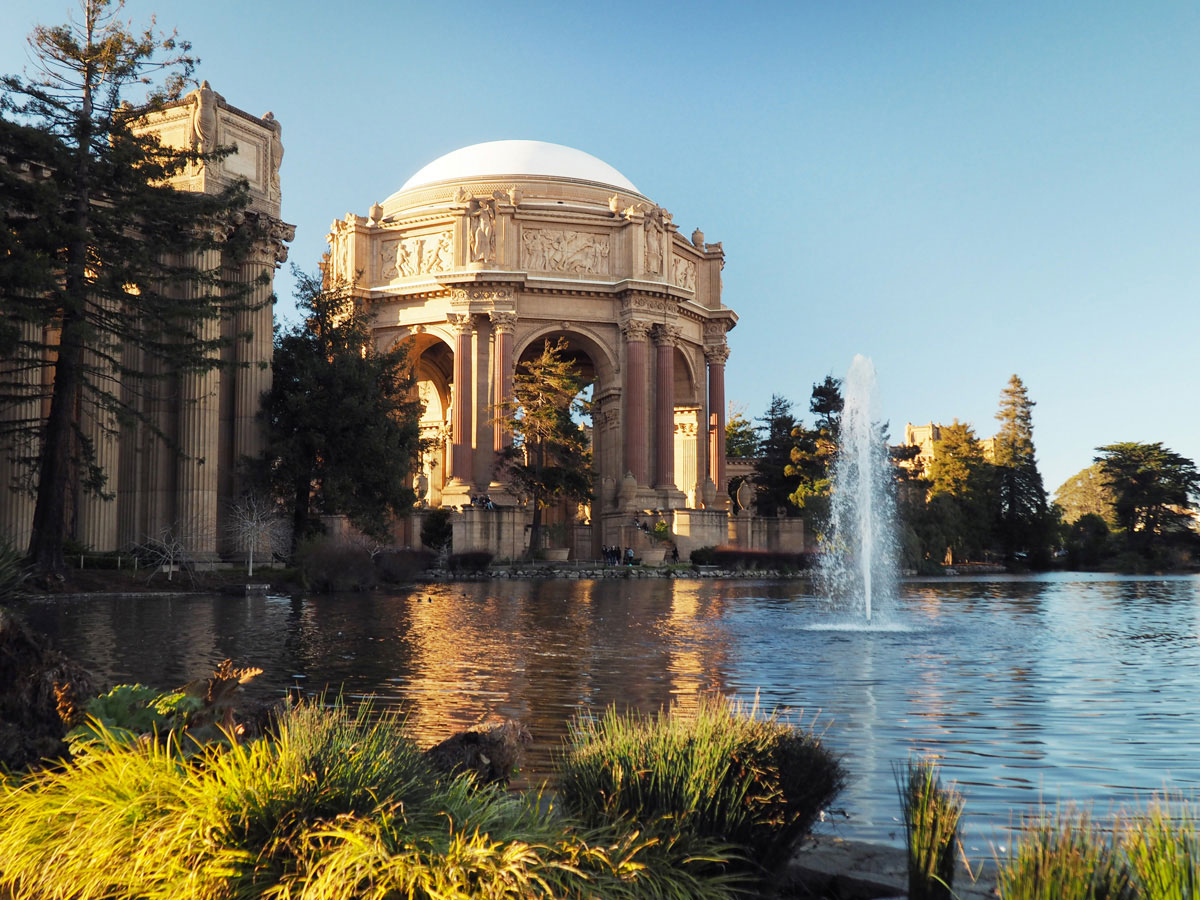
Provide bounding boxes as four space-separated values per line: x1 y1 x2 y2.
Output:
1 0 258 575
993 375 1051 564
787 376 843 529
752 394 799 516
262 272 424 550
927 420 995 562
494 338 592 556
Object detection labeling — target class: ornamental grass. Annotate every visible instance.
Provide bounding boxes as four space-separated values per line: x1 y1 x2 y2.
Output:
0 699 747 900
996 807 1137 900
895 757 964 900
555 694 845 875
1120 796 1200 900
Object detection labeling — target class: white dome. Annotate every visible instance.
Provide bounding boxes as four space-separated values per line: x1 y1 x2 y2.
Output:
396 140 640 194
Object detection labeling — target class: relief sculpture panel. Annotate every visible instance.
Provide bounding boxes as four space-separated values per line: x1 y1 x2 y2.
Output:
672 255 697 291
521 228 611 275
380 230 453 280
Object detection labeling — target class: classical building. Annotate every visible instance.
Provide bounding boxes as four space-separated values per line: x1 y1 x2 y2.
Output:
327 141 737 556
0 84 293 557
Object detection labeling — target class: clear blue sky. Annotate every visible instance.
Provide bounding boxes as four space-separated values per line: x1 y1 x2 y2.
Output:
4 0 1197 493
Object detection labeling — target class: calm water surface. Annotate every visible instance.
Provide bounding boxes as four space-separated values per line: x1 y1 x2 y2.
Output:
14 573 1200 847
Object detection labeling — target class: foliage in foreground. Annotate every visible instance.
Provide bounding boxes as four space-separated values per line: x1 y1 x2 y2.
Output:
895 758 964 900
0 700 746 900
556 695 845 875
997 808 1137 900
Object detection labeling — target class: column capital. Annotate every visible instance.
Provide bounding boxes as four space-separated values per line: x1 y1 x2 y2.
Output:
704 342 730 365
448 312 476 335
489 310 518 334
621 318 651 342
653 323 682 347
241 213 295 266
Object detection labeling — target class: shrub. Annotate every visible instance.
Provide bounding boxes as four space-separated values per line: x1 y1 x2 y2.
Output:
447 550 493 573
556 695 845 876
375 548 435 583
689 545 814 571
1121 797 1200 900
997 808 1137 900
420 507 453 553
0 699 748 900
896 758 964 900
295 538 376 592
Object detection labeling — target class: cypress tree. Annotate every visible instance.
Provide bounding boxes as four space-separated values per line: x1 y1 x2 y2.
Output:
993 375 1051 564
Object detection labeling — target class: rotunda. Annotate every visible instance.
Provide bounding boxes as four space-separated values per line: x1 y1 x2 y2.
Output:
325 140 737 557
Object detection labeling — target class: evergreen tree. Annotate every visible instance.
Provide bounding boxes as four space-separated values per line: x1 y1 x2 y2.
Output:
1 0 257 575
751 394 799 516
262 272 423 549
1095 441 1200 558
927 420 994 562
993 375 1051 564
494 338 592 556
787 376 843 529
1053 463 1116 526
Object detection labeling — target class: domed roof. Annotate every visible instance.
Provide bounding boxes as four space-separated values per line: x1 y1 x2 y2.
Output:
396 140 640 194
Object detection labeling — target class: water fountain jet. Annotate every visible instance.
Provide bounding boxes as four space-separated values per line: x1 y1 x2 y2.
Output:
818 355 898 622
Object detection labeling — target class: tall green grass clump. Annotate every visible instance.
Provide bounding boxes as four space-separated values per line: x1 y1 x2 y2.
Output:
997 808 1137 900
895 758 965 900
0 699 748 899
0 540 27 603
556 695 845 874
1121 796 1200 900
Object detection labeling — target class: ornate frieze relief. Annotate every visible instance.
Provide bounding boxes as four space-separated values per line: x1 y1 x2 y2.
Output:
623 294 678 314
521 228 611 275
381 230 453 280
449 286 515 305
672 256 697 291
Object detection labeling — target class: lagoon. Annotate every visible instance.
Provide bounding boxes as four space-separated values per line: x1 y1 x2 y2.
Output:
14 573 1200 848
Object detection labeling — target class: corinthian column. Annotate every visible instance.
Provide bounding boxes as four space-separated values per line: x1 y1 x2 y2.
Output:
448 313 475 487
176 245 223 558
0 317 42 550
234 218 292 475
490 311 517 452
622 319 651 485
653 324 680 489
705 341 729 502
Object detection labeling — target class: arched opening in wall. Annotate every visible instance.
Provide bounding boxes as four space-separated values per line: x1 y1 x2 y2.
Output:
403 333 453 508
672 344 701 507
510 328 615 559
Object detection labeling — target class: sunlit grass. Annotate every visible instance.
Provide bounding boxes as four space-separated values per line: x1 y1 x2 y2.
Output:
0 699 748 900
1120 795 1200 900
556 694 845 876
996 807 1136 900
895 757 964 900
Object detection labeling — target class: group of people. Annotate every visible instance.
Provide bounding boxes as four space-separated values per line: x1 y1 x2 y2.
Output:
468 495 496 510
601 545 635 566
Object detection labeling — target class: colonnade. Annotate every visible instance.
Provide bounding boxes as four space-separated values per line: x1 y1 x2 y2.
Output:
435 307 729 515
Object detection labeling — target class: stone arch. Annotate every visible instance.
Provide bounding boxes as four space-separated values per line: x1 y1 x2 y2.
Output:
402 330 455 507
672 343 703 507
511 324 621 557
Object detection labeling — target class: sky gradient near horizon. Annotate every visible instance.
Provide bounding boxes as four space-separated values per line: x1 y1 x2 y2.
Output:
4 0 1197 494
